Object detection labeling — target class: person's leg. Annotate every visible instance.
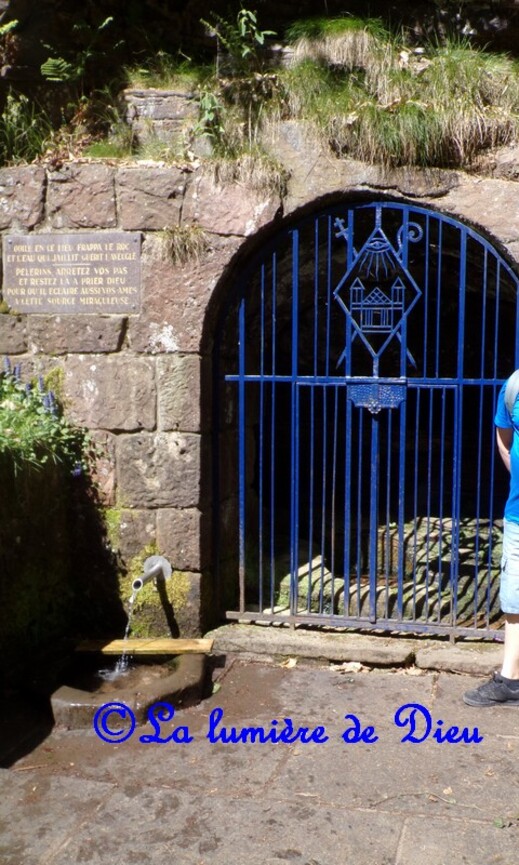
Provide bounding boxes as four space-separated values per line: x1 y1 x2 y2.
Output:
463 520 519 706
500 614 519 679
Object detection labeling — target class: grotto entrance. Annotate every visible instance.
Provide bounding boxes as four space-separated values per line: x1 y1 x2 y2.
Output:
213 198 519 638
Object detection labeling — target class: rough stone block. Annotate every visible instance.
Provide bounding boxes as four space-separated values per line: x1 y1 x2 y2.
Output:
27 315 124 354
264 121 460 213
433 177 519 248
128 233 241 353
123 88 197 145
157 354 204 432
171 571 205 637
124 89 197 123
0 166 45 229
156 507 209 571
112 508 157 562
117 432 202 507
415 644 503 676
63 355 156 431
47 164 116 229
89 430 117 506
117 167 188 230
475 144 519 181
0 314 26 353
183 173 280 236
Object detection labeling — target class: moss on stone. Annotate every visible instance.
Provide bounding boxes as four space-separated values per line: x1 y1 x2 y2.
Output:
117 544 193 638
169 569 191 611
43 366 65 400
105 506 124 551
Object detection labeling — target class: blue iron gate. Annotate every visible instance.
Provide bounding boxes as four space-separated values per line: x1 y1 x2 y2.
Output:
214 200 519 637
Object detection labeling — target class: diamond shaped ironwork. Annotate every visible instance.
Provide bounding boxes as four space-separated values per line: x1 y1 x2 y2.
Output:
334 221 422 363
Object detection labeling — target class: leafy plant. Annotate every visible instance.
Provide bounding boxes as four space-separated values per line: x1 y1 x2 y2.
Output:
0 358 91 474
0 18 20 70
0 19 18 37
193 9 281 155
40 15 120 91
0 91 52 165
201 8 276 76
193 89 226 144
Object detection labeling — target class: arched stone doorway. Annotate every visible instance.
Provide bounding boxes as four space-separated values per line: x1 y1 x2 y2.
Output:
211 197 519 638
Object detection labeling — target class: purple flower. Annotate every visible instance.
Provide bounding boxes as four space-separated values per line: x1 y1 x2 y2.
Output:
42 393 56 414
47 391 58 416
38 375 45 393
13 364 21 382
71 463 83 477
3 357 11 375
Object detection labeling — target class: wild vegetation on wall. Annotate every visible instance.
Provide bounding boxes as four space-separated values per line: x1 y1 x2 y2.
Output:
0 358 88 473
1 8 519 171
277 17 519 167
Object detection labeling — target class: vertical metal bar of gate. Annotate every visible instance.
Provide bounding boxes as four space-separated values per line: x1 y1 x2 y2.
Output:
238 296 246 613
258 263 265 612
368 414 379 622
290 230 300 614
451 229 467 628
269 251 277 613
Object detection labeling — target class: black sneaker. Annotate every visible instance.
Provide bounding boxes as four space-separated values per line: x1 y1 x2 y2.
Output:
463 672 519 707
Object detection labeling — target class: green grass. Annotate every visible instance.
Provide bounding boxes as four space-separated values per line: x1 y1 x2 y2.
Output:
83 139 133 159
157 225 209 264
274 33 519 167
0 92 53 164
206 150 289 195
125 54 212 91
285 15 388 43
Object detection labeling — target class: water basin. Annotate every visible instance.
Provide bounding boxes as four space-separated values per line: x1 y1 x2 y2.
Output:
51 650 208 729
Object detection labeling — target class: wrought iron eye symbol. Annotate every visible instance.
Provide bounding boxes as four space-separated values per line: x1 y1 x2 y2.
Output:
367 239 391 252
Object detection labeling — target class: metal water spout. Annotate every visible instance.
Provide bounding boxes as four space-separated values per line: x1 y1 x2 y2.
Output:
132 555 172 592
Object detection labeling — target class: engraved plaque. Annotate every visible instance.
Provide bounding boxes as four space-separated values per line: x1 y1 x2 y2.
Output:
2 232 141 313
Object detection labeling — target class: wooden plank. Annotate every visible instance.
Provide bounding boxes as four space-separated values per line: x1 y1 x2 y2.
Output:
76 638 214 655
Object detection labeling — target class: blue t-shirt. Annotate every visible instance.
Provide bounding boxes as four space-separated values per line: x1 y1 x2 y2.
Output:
495 381 519 523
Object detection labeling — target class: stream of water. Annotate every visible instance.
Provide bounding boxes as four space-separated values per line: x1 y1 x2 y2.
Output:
98 591 137 682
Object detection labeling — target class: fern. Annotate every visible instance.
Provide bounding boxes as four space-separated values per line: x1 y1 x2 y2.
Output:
40 57 77 82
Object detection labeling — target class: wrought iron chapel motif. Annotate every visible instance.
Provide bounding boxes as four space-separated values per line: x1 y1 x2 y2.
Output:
333 211 422 376
214 201 519 639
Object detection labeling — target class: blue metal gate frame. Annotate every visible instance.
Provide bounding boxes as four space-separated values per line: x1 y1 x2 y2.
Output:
213 200 519 638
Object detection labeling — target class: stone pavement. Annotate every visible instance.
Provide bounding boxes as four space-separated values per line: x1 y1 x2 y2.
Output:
1 636 519 865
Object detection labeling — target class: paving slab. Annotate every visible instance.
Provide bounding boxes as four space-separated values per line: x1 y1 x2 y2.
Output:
50 789 403 865
415 643 503 675
0 773 114 865
207 624 505 675
396 816 519 865
207 624 420 665
2 657 519 865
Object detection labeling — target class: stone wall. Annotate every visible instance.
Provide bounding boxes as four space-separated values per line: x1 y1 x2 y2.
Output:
2 125 519 638
0 157 281 637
